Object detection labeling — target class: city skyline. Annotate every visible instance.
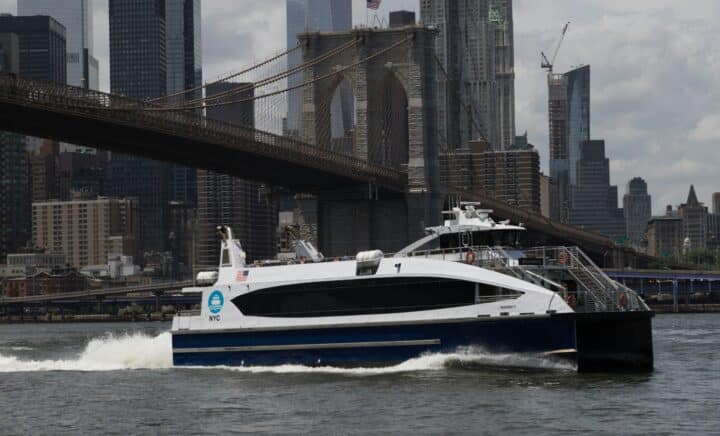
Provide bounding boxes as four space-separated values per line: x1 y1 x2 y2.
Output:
0 0 718 212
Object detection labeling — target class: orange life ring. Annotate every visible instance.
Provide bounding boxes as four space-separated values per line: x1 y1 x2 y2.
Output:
619 292 628 309
558 251 569 265
465 251 476 264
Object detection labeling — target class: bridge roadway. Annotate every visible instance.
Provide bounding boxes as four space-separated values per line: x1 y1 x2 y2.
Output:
0 75 406 192
0 280 195 305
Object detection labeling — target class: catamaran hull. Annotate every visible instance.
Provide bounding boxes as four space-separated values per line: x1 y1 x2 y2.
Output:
172 315 577 367
172 311 655 371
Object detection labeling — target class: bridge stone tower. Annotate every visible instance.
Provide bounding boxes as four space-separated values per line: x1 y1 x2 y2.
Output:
298 26 444 255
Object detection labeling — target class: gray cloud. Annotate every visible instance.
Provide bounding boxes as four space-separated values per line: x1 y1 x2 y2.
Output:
514 0 719 212
1 0 716 212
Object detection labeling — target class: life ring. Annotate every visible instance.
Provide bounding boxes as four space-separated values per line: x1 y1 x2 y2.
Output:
619 292 628 309
566 293 575 308
465 251 476 264
558 251 569 265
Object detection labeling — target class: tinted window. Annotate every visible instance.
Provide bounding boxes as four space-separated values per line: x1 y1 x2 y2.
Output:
439 230 520 249
232 277 521 317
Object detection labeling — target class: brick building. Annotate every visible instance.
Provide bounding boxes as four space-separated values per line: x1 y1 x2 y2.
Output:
2 270 87 297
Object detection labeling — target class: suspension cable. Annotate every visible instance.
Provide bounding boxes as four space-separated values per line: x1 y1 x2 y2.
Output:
149 44 303 103
53 35 413 116
176 38 360 108
152 35 414 112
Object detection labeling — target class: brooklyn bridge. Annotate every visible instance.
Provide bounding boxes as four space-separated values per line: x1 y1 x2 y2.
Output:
0 26 646 266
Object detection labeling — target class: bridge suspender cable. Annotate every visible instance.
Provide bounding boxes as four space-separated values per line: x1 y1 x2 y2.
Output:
148 44 303 103
41 35 413 116
148 35 414 112
175 38 361 109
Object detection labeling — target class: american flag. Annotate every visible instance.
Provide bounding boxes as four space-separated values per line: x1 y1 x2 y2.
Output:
367 0 381 10
236 270 249 282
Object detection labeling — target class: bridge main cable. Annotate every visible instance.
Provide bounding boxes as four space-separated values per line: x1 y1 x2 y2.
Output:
148 44 303 104
152 35 415 111
170 38 361 109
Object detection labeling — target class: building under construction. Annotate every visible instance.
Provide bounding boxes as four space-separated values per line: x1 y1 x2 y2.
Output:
548 65 591 222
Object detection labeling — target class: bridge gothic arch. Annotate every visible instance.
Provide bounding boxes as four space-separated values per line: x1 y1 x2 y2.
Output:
326 73 357 156
299 27 440 192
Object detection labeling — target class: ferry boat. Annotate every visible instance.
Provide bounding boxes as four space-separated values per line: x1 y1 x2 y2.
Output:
172 203 654 372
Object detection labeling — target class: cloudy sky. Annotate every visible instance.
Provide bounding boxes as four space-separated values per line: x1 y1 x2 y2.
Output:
2 0 718 213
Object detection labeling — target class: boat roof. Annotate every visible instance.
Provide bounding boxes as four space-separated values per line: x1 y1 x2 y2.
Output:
394 204 525 257
433 203 525 233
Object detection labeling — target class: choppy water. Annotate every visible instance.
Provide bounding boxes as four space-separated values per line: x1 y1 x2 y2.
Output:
0 314 718 435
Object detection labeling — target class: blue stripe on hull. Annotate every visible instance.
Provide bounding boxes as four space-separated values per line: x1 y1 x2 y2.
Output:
172 316 576 367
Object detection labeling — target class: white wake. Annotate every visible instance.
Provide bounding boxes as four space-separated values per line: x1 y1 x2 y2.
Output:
0 332 172 372
0 333 574 374
218 346 576 375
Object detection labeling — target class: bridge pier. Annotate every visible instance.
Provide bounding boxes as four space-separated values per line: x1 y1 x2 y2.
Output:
154 291 162 313
317 191 444 256
95 296 105 315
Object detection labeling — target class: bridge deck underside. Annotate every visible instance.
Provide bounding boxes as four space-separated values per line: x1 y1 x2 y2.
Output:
0 78 406 193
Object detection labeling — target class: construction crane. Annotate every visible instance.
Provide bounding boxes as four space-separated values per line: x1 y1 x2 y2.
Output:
541 22 570 73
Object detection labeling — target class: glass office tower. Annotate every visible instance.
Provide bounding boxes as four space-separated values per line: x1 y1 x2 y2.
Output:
165 0 202 206
17 0 98 89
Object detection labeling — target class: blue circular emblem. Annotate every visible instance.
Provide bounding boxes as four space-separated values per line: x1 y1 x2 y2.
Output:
208 290 224 314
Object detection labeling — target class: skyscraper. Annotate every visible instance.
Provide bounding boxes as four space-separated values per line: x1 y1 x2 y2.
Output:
197 83 277 269
16 1 99 157
286 0 352 142
491 0 515 150
109 0 168 254
712 192 720 214
0 131 29 260
548 65 590 221
420 0 516 150
708 213 720 249
623 177 651 249
0 32 19 73
165 0 201 100
109 0 166 99
0 14 66 83
678 185 707 250
0 16 65 260
568 140 625 239
17 0 99 89
165 0 202 206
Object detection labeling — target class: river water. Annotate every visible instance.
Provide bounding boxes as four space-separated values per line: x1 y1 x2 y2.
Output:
0 314 717 435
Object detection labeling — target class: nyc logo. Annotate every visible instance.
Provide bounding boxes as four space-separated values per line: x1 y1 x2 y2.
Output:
208 290 224 315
